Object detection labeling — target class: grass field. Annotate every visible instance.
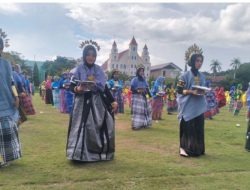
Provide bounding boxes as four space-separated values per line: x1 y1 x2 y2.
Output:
0 94 249 190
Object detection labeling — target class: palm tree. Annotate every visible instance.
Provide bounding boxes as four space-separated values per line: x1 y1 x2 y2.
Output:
210 59 222 78
230 58 241 80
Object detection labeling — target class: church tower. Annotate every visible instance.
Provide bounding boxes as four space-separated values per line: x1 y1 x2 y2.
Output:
129 36 138 61
141 44 150 63
110 41 118 61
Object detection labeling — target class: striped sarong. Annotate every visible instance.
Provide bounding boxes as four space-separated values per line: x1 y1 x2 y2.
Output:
0 116 21 163
131 94 152 129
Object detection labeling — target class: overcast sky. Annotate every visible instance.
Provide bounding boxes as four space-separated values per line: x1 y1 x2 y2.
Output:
1 3 250 72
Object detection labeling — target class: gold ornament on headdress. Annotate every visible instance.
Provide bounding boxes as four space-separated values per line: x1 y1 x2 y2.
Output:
0 28 10 48
185 43 203 66
135 63 145 70
79 40 101 51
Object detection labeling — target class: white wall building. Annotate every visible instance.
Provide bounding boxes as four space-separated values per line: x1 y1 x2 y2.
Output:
101 36 151 79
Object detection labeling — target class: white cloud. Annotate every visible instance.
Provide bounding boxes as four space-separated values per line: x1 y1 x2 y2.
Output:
0 3 23 14
63 3 250 70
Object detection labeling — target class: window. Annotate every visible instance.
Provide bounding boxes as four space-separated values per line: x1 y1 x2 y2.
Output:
135 56 136 60
133 47 136 51
116 64 118 69
124 65 126 69
112 64 114 69
120 64 122 69
145 58 147 61
131 64 133 68
114 56 116 59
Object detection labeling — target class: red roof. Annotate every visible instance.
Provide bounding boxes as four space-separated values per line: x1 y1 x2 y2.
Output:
101 60 108 70
118 49 129 60
129 36 138 45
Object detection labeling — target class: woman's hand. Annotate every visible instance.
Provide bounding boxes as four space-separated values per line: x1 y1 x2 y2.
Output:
75 84 85 93
111 102 118 112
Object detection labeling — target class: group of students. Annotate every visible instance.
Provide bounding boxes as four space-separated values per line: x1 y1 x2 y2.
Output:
1 37 250 169
39 73 74 114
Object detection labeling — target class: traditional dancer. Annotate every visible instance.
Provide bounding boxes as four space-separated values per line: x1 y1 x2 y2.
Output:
0 37 22 168
107 69 124 114
177 46 207 157
233 84 243 116
66 41 117 162
166 83 178 115
130 65 152 130
151 76 165 121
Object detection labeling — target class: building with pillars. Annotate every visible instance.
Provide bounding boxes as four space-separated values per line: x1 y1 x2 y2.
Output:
101 36 151 79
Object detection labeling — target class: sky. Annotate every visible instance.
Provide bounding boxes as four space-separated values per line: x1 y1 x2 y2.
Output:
1 2 250 72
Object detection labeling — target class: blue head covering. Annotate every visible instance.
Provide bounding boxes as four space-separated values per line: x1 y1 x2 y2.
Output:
82 45 97 68
154 76 165 87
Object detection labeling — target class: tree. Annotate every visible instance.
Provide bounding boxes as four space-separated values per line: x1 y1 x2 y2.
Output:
2 51 32 75
210 59 222 78
33 62 40 87
41 56 77 77
230 58 241 80
235 62 250 90
0 28 10 48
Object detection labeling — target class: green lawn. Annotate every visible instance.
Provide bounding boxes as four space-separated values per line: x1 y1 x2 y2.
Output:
0 94 249 190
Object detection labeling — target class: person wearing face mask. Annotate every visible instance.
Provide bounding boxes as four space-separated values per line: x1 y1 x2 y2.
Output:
130 65 152 130
107 69 124 115
66 43 117 162
176 52 207 157
0 37 22 168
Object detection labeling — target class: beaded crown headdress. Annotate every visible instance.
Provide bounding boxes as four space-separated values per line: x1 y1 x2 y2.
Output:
79 40 100 51
185 43 203 66
135 63 145 70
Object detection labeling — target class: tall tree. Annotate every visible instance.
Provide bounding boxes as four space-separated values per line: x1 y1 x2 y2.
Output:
33 62 40 87
230 58 241 80
210 59 222 78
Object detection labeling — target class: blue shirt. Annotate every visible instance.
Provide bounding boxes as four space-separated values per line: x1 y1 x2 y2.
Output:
0 57 17 117
177 70 207 122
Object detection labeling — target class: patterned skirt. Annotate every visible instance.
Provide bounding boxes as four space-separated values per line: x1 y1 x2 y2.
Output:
52 89 60 110
60 89 67 113
19 95 36 115
167 99 178 112
152 96 163 120
0 116 22 163
131 94 152 129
